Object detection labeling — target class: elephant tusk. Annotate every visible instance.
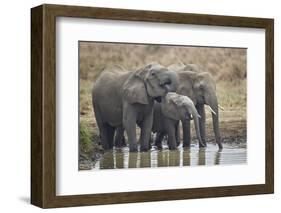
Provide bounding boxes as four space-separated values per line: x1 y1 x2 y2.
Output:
218 105 225 111
207 105 217 115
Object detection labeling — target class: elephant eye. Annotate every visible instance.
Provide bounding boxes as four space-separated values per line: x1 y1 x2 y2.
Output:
160 79 171 86
164 79 171 85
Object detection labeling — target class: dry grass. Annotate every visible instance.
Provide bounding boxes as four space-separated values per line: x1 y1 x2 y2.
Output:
79 42 247 147
80 42 246 82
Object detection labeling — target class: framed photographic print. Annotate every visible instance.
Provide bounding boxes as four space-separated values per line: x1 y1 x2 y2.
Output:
31 4 274 208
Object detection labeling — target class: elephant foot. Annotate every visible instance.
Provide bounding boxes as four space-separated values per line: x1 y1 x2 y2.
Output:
199 143 206 148
101 143 112 150
115 143 127 149
183 144 191 148
129 148 138 152
168 144 177 150
129 144 138 152
198 139 206 148
156 144 163 150
140 146 150 152
182 141 191 148
114 137 127 148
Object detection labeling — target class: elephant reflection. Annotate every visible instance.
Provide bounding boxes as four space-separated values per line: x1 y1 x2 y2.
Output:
157 150 180 167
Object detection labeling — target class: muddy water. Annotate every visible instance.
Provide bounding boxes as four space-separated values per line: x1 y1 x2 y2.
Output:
91 142 247 170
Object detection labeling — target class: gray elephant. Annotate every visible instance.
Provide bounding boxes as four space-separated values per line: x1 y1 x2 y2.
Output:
168 63 223 149
92 63 179 152
152 92 204 149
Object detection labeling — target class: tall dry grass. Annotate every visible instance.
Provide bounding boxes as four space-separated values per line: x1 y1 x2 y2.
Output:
79 42 246 83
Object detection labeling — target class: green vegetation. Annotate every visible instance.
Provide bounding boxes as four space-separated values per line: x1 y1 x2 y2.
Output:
79 120 103 170
80 120 92 146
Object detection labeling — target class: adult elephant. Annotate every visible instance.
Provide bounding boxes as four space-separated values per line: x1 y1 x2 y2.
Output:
170 64 223 149
92 63 179 152
152 92 204 150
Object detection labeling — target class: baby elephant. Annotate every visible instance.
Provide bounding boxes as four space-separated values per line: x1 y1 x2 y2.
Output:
152 92 205 149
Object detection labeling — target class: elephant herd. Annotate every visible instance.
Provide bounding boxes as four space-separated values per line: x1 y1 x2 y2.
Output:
92 62 223 152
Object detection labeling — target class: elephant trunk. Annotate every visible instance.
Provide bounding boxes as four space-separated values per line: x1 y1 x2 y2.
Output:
165 70 180 92
189 106 205 147
207 97 223 149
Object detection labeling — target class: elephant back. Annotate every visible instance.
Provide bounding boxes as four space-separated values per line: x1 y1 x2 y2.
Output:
92 70 132 127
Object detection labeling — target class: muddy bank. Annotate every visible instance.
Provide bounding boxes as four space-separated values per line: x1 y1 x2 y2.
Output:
79 133 104 170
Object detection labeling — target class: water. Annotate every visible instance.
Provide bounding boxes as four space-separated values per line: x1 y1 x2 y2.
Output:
91 142 247 170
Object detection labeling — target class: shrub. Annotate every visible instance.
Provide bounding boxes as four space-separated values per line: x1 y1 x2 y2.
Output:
80 121 92 146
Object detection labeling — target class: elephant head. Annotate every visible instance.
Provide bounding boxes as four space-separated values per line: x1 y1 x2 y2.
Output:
161 92 205 147
123 63 179 104
193 73 217 106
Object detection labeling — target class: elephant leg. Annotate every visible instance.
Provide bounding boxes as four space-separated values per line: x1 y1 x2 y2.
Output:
123 106 138 152
139 114 153 152
114 127 126 148
182 120 191 147
197 104 206 147
166 119 177 150
93 105 111 150
155 132 165 149
175 121 180 146
106 125 115 149
95 123 115 150
148 133 153 149
124 122 137 152
138 108 154 152
97 124 110 150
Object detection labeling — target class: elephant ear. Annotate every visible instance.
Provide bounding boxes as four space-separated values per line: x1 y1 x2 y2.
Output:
123 74 149 104
162 93 184 120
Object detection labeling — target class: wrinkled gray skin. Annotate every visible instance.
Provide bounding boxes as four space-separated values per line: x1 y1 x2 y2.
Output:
152 92 204 149
168 63 223 149
92 63 179 152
